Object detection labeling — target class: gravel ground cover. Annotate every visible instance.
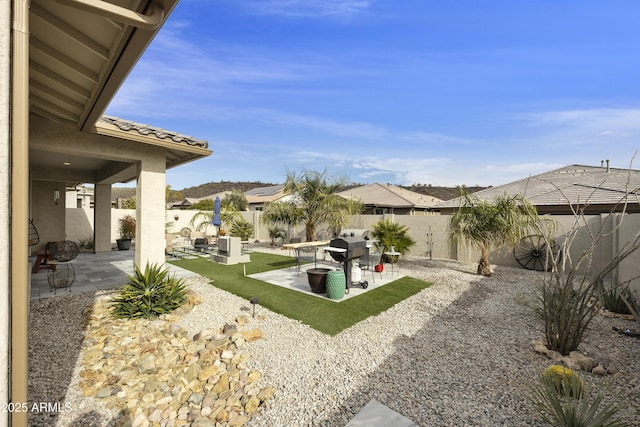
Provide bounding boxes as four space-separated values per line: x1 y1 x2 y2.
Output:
28 248 640 426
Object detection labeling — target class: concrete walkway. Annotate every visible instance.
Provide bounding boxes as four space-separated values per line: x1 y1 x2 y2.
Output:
346 399 419 427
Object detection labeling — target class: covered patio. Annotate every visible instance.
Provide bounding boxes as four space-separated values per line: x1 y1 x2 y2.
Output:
29 250 198 300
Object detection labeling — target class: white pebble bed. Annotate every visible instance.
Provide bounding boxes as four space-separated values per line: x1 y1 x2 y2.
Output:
28 250 640 426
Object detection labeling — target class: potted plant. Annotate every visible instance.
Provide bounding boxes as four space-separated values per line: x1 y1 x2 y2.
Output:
116 214 136 250
370 219 416 263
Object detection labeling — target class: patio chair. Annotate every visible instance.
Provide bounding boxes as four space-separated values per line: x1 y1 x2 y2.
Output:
165 234 182 257
359 245 383 283
296 246 317 275
46 241 79 292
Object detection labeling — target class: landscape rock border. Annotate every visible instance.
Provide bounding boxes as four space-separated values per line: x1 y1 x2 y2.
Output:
531 336 618 376
76 291 274 426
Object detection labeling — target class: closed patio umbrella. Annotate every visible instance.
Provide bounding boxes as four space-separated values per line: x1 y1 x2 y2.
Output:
212 196 222 234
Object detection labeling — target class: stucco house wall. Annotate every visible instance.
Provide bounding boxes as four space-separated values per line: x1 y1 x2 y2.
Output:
30 180 66 253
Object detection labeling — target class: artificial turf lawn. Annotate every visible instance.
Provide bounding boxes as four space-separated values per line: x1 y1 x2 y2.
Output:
170 252 431 336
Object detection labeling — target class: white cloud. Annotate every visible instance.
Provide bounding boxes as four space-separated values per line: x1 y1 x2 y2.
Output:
517 108 640 145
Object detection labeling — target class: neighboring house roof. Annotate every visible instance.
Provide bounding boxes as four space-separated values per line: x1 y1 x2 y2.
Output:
173 186 288 209
338 183 443 210
171 192 230 208
434 164 640 212
244 185 287 204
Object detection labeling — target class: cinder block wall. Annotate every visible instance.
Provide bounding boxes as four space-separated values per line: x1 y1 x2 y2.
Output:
65 208 640 293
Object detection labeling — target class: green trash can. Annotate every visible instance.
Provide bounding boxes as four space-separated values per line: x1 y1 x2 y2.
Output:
326 270 345 300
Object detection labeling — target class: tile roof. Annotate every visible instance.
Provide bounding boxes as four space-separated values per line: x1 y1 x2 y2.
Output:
338 183 443 209
99 116 208 148
435 164 640 209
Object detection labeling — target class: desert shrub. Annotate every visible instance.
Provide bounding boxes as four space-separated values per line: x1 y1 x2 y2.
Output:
527 369 626 427
111 263 187 320
538 277 597 356
78 236 94 250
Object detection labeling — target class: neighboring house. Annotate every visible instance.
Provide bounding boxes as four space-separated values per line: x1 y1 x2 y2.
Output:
245 185 290 210
66 184 94 209
338 183 443 215
171 185 290 211
170 191 230 210
2 1 212 423
434 163 640 214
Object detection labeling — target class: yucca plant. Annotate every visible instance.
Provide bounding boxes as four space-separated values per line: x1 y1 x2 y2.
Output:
527 370 627 427
111 263 188 320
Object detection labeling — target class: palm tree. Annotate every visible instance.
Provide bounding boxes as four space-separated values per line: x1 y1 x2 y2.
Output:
370 219 416 260
447 193 548 276
189 207 241 235
223 189 249 211
230 218 253 241
262 169 360 241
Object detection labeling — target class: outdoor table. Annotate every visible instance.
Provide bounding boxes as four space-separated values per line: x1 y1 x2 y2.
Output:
172 244 192 258
282 241 330 268
282 240 330 250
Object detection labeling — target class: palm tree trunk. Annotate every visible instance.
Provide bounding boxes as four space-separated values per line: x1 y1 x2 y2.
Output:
477 245 492 276
306 222 315 242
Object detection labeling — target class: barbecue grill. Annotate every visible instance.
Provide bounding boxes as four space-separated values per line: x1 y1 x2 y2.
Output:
327 236 369 292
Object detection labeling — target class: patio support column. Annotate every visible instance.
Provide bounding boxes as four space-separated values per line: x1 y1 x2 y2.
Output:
9 0 30 426
94 183 112 252
135 153 166 268
1 2 11 425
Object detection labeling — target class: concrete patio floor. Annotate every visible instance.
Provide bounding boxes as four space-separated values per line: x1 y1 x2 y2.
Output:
249 259 406 301
28 250 197 300
29 247 407 302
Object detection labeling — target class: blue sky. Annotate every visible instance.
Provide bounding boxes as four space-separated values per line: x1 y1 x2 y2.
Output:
107 0 640 189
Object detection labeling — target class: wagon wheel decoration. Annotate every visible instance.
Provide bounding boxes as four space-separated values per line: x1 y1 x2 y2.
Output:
513 235 560 271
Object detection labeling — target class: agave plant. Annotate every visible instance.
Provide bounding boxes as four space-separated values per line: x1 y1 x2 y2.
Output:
111 263 187 320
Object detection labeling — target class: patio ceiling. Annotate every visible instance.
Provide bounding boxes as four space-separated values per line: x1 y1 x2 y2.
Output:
28 0 211 184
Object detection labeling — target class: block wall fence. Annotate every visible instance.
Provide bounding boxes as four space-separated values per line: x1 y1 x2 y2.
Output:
64 208 640 292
